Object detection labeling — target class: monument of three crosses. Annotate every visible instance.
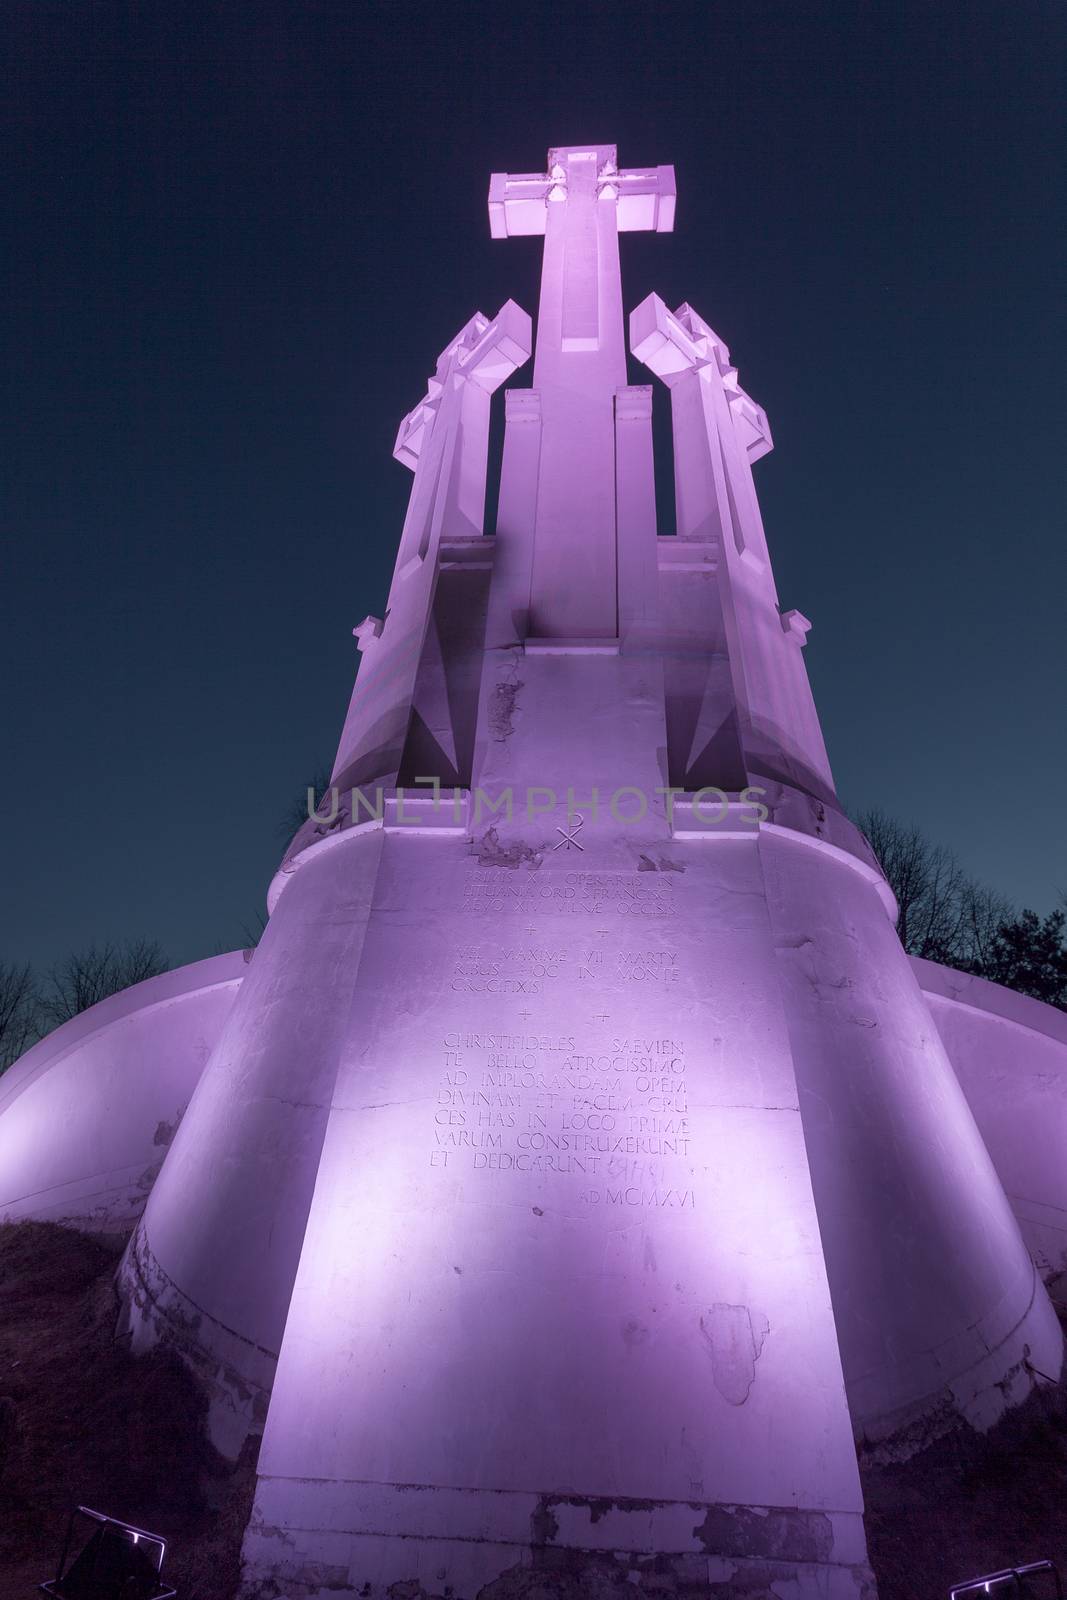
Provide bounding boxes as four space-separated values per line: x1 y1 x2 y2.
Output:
35 145 1067 1595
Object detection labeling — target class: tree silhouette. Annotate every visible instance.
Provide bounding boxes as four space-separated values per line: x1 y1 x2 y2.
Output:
856 808 1067 1010
38 939 169 1029
279 762 334 842
855 808 1010 969
984 909 1067 1009
0 963 39 1073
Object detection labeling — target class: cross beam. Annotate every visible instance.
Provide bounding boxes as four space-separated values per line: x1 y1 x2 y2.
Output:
489 145 675 238
331 300 531 793
630 295 773 461
483 146 674 639
394 300 532 469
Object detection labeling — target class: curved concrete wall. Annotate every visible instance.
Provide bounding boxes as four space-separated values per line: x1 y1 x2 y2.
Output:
913 957 1067 1303
761 832 1063 1451
116 827 384 1454
0 952 245 1235
4 865 1065 1485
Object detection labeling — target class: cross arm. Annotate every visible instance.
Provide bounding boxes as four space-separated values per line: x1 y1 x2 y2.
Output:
629 293 773 460
488 156 676 238
609 166 677 232
393 299 532 469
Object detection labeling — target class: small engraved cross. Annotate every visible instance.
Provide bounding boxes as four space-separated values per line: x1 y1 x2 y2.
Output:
553 813 586 851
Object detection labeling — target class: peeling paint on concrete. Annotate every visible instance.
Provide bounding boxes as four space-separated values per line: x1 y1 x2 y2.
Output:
529 1498 558 1545
153 1111 182 1147
237 1546 878 1600
488 667 523 742
699 1305 769 1405
637 853 686 873
117 1222 275 1455
473 827 542 869
238 1483 875 1599
694 1505 833 1564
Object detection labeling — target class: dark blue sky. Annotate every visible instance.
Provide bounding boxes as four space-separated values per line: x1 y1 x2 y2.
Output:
3 1 1064 972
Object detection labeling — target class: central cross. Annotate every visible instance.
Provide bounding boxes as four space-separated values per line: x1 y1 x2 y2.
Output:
488 146 675 638
490 145 674 383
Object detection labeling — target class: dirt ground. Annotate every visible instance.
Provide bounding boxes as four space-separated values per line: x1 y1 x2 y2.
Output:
0 1222 256 1600
1 1220 1065 1600
862 1378 1067 1600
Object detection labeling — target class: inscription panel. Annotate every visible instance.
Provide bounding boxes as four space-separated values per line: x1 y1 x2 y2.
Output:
461 868 678 918
412 869 698 1204
432 1031 694 1209
448 939 681 995
298 841 859 1510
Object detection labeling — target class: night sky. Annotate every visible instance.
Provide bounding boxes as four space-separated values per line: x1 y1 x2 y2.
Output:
4 1 1064 974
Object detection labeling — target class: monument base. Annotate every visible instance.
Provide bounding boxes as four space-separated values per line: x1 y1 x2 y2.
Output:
239 1481 875 1600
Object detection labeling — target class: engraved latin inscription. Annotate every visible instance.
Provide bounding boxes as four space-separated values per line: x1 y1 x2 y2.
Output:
431 1033 696 1209
449 942 680 995
461 870 677 918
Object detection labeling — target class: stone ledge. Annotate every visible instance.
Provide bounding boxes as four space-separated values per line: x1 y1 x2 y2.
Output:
241 1479 873 1600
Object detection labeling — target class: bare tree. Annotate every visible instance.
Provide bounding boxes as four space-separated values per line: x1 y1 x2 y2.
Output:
856 808 967 962
39 939 169 1029
0 963 40 1073
279 762 335 842
956 878 1015 974
855 808 1016 972
241 908 269 949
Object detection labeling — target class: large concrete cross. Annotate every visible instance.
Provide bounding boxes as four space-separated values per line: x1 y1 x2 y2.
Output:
392 300 531 573
489 145 674 381
487 146 675 638
330 300 531 792
631 291 834 798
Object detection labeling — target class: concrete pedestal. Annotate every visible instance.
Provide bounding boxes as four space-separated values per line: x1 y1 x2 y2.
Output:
238 810 874 1598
